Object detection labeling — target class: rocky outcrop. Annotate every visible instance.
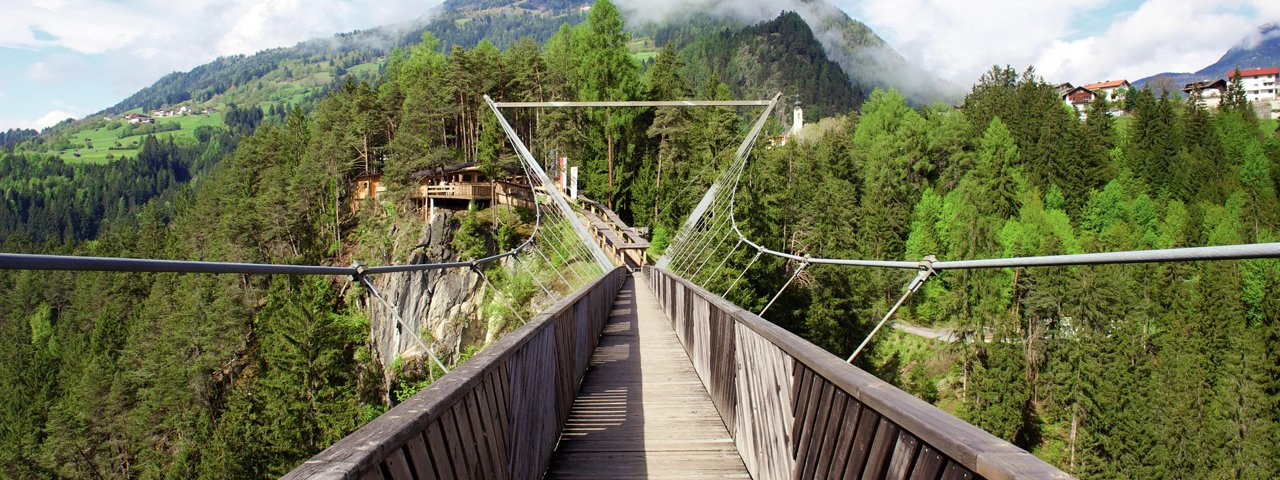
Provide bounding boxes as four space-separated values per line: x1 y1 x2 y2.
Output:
368 211 491 371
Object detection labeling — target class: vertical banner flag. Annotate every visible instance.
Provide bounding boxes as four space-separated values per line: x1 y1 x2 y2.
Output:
570 166 579 200
558 157 567 191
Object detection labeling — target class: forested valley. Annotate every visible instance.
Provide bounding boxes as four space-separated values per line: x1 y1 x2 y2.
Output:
0 1 843 476
2 0 1280 478
703 69 1280 478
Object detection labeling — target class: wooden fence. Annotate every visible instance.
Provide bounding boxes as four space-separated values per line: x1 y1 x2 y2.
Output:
284 266 628 480
645 266 1072 480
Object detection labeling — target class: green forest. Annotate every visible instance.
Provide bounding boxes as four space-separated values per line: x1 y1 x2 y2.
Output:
687 68 1280 478
2 0 1280 477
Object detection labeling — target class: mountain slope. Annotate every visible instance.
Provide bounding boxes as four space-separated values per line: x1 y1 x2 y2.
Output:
619 0 961 105
1136 23 1280 90
679 12 861 118
102 0 951 118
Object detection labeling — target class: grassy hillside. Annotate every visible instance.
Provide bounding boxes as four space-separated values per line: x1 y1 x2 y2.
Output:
53 114 224 164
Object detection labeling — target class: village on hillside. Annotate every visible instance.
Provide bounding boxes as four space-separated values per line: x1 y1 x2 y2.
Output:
114 105 219 124
1058 66 1280 119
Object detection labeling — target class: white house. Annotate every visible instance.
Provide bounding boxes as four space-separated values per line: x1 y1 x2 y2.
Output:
1182 79 1227 103
1082 79 1131 103
1227 67 1278 102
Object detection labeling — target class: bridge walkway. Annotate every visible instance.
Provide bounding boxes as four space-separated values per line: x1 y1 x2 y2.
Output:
545 273 749 479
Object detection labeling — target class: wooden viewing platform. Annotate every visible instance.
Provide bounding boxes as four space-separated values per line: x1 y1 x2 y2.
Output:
545 275 749 478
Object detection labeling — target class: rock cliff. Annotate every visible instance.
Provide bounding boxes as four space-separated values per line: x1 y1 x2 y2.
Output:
368 210 491 372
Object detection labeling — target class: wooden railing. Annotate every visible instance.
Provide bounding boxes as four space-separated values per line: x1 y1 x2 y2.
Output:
644 266 1072 480
421 183 494 199
284 267 628 480
579 196 649 269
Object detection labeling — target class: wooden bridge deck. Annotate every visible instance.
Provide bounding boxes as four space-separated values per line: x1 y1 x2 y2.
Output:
545 273 750 479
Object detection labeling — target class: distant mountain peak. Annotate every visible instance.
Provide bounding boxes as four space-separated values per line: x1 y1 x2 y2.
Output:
1135 22 1280 91
1228 22 1280 52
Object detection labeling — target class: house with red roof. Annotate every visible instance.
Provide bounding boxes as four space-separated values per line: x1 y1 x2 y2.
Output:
1227 67 1278 102
1082 79 1131 103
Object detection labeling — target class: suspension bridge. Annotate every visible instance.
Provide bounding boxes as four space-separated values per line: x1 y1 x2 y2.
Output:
3 94 1278 480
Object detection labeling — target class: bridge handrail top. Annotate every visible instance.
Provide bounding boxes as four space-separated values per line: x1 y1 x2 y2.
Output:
735 234 1280 271
286 266 627 479
647 266 1072 479
0 250 518 276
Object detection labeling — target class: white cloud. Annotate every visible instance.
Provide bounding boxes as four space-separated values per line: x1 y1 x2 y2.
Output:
845 0 1109 86
842 0 1280 88
33 109 78 128
24 54 87 82
0 109 81 131
2 0 439 95
1034 0 1258 83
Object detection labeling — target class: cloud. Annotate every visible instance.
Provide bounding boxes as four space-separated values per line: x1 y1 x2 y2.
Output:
0 1 448 130
2 0 440 96
0 109 81 131
33 109 78 128
24 53 87 82
841 0 1280 88
1034 0 1260 83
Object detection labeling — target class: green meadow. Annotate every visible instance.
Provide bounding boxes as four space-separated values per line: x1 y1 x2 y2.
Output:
56 113 223 164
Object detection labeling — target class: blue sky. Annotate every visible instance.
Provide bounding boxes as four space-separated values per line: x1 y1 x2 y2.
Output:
2 0 1279 131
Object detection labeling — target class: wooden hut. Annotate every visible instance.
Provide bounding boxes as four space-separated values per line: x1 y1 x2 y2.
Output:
349 172 386 213
411 163 535 217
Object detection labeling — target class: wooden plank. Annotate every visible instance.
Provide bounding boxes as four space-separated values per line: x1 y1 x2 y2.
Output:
862 417 902 479
793 371 825 462
812 390 849 479
908 445 946 480
825 398 863 480
440 403 474 478
789 365 813 458
404 433 437 480
509 327 558 480
733 323 795 480
791 362 812 420
383 448 414 480
457 393 493 479
547 274 748 478
425 423 456 480
448 401 481 480
939 461 974 480
471 384 504 480
707 306 737 435
483 368 509 478
490 366 511 476
359 468 383 480
844 409 881 479
886 430 921 480
795 381 835 480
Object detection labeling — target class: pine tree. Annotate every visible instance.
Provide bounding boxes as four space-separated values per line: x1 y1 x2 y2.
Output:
644 44 691 228
575 0 640 210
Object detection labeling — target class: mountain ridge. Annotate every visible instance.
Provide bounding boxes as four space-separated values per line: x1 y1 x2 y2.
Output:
99 0 953 118
1135 23 1280 90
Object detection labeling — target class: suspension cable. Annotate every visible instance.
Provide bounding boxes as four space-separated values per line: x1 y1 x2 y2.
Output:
358 274 451 374
532 244 574 289
724 249 764 298
682 211 740 280
698 238 743 286
513 254 554 303
472 265 529 326
758 260 808 317
847 263 935 363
